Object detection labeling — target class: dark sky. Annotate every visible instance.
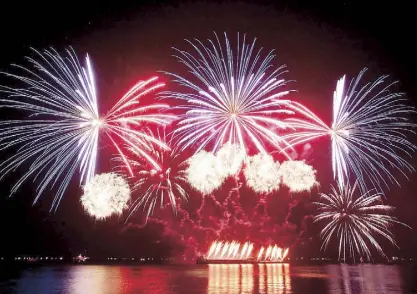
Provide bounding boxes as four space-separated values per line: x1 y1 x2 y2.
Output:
0 0 416 259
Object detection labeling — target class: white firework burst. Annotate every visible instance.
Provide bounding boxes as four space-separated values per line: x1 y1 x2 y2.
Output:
81 172 131 220
161 32 296 156
185 150 225 195
122 133 189 219
314 181 408 261
0 47 173 210
284 69 416 194
215 142 246 178
279 160 317 192
243 153 281 194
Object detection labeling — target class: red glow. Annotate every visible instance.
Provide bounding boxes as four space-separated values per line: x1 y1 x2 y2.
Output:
104 76 175 173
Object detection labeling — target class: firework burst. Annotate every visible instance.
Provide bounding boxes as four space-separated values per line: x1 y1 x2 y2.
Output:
243 153 281 194
161 32 297 156
314 181 407 261
185 150 225 195
0 48 174 209
215 142 246 178
122 132 189 219
81 172 131 220
279 160 317 193
285 68 416 193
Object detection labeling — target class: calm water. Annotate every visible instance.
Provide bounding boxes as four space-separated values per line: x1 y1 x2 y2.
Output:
1 264 416 293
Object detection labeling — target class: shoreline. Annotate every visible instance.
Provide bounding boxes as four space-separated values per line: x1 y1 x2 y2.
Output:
1 260 415 267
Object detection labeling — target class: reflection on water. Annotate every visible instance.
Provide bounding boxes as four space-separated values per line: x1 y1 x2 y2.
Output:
327 264 404 294
10 265 174 294
0 263 415 293
208 264 255 293
208 264 292 293
260 264 291 294
68 266 122 293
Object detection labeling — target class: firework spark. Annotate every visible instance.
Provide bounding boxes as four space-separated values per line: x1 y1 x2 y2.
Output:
285 69 416 193
0 48 174 209
243 153 281 194
314 181 407 261
206 241 254 260
122 132 189 219
81 173 131 220
279 160 317 193
161 32 296 156
257 245 289 262
205 241 289 262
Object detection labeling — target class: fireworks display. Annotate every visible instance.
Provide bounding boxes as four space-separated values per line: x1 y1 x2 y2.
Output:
243 153 281 194
185 145 316 196
314 181 406 261
205 241 289 262
285 69 416 193
257 245 289 262
215 143 246 178
330 71 416 192
278 160 317 193
206 241 254 260
80 173 131 220
185 150 225 194
123 132 189 219
161 33 296 156
0 32 415 263
0 48 173 209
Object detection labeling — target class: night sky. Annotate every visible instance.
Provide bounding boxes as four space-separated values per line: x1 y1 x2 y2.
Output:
0 0 416 260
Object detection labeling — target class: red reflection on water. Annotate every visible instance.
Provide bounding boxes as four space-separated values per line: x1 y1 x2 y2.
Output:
118 266 172 293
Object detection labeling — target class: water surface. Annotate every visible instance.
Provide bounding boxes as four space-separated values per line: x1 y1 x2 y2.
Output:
1 263 416 293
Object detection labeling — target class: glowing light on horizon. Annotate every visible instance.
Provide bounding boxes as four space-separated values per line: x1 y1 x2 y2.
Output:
205 241 288 262
206 241 253 260
0 48 174 209
257 246 289 262
80 173 131 220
